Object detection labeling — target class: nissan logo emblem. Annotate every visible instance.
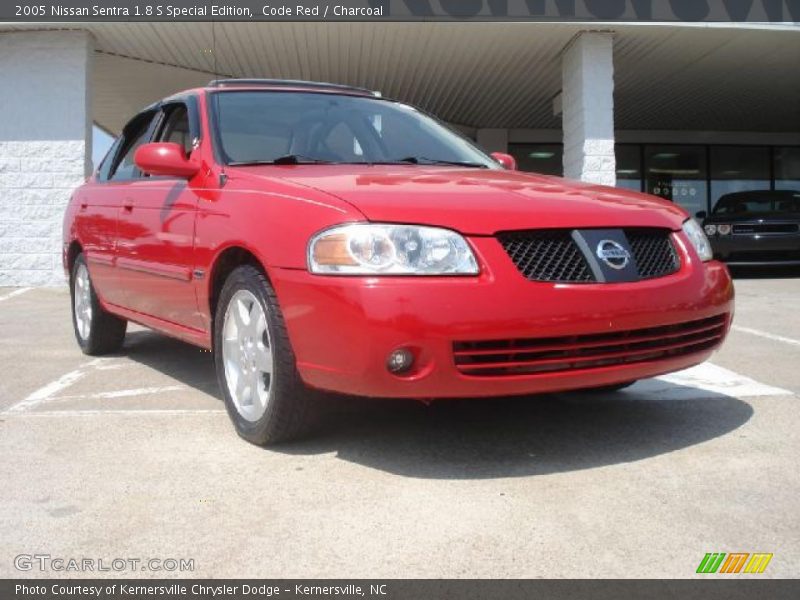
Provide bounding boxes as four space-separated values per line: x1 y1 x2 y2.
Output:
596 240 630 270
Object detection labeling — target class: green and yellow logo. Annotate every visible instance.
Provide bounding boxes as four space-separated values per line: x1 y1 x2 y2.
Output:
697 552 773 574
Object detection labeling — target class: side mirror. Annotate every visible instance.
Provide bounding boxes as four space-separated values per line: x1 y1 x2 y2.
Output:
695 211 707 220
490 152 517 171
135 143 199 179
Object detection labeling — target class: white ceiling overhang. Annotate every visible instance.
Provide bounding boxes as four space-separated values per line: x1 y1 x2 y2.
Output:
2 22 799 135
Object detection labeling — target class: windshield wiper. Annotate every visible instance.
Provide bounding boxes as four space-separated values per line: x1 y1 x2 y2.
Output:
229 154 335 166
392 156 488 168
229 155 488 168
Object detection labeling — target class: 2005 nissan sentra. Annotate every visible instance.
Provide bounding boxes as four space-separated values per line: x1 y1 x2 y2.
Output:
63 79 734 444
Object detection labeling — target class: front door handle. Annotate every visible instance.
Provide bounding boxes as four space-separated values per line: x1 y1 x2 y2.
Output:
123 198 134 212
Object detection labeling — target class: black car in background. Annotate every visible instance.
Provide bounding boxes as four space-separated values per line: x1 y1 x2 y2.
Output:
699 190 800 266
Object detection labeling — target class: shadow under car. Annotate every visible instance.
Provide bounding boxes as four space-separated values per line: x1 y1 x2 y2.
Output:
121 329 753 480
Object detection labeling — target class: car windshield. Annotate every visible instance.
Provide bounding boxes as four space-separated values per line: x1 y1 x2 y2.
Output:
712 191 800 215
212 90 497 168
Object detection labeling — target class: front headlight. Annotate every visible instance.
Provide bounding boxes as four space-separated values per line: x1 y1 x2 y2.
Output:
308 223 480 275
682 218 713 261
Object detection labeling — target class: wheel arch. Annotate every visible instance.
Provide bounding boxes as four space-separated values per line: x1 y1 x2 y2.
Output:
66 240 84 277
207 245 270 323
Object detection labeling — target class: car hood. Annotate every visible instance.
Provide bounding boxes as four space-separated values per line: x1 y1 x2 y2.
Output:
232 165 688 235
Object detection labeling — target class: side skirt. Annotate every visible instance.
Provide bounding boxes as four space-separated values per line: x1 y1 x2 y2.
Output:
104 301 212 350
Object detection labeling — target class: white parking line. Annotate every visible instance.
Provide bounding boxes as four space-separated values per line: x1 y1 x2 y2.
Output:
6 409 225 417
732 325 800 348
6 358 115 413
0 287 31 302
633 362 792 399
49 385 188 402
4 360 792 418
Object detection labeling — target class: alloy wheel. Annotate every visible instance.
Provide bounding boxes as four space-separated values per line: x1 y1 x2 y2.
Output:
221 289 274 422
74 263 92 341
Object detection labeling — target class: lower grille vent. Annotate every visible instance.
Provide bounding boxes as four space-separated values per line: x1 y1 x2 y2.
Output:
453 314 727 377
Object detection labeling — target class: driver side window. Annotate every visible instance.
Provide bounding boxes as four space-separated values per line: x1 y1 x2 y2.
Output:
157 104 193 157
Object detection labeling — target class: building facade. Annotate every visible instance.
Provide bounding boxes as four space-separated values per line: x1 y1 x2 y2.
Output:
0 21 798 285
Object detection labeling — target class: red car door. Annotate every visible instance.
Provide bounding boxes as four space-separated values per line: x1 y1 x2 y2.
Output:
115 100 204 331
78 111 157 307
74 140 120 304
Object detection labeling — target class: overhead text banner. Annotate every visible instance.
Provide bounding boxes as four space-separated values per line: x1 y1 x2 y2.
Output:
2 0 799 22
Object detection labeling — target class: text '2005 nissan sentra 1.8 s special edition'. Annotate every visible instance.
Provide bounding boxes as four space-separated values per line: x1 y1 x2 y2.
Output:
63 79 734 445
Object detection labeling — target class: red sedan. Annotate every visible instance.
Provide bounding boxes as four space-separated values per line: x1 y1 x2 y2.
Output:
63 79 734 444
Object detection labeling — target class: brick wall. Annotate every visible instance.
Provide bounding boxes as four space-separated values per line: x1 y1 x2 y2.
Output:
561 32 616 187
0 31 92 286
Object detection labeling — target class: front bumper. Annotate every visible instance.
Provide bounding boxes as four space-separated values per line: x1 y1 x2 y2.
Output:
271 235 734 398
711 234 800 265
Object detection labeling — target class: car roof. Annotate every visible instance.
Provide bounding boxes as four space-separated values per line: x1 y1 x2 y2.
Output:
201 78 381 98
139 79 384 128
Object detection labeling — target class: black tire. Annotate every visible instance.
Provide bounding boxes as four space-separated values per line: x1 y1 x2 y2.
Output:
580 380 637 393
70 253 127 355
213 265 316 445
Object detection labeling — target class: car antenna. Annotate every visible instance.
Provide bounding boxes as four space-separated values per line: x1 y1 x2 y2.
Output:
212 19 227 187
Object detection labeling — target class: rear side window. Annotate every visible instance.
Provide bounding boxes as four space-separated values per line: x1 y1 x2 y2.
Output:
108 111 156 181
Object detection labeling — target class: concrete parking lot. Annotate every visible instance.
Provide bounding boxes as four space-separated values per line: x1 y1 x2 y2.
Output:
1 272 799 579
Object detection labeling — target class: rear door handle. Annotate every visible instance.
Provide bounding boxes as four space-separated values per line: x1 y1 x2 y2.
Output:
123 198 134 212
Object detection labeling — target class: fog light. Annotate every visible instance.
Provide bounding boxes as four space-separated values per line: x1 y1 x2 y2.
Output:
717 224 732 235
387 348 414 374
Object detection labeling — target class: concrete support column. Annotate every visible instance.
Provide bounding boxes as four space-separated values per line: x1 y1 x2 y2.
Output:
0 31 93 286
476 128 508 153
560 32 615 186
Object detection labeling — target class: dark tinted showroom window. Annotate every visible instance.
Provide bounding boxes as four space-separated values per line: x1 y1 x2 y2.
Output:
508 144 562 175
615 144 642 192
110 113 154 180
775 147 800 192
710 146 770 210
645 145 708 216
